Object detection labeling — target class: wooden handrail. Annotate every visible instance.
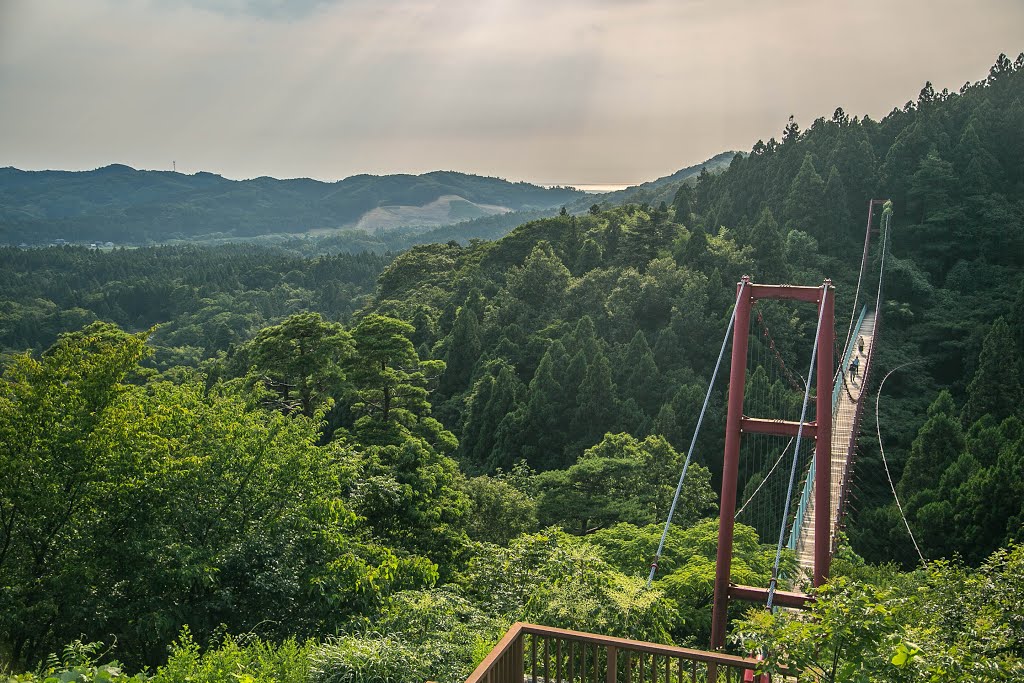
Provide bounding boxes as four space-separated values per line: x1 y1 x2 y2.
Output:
519 624 757 667
464 622 760 683
464 621 527 683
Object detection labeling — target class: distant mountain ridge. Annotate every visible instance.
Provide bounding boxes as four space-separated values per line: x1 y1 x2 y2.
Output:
0 165 584 245
568 151 738 212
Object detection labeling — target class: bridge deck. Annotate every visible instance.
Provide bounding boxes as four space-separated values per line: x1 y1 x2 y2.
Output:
793 310 875 583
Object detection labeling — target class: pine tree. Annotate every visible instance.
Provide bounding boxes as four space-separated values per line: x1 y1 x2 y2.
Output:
517 348 569 470
653 327 681 372
618 330 662 415
651 403 683 450
955 124 1000 195
571 354 620 460
784 153 826 239
440 295 482 394
461 363 525 472
899 391 965 511
965 318 1023 424
574 238 603 273
822 165 852 252
748 207 787 280
569 315 603 360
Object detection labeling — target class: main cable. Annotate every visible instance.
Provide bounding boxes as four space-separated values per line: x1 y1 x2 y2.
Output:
647 280 748 586
836 201 877 383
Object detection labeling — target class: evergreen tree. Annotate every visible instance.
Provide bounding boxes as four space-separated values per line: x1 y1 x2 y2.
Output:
570 353 620 458
653 326 682 372
672 184 695 220
965 318 1023 424
440 294 483 394
348 314 445 440
617 330 662 415
574 238 603 273
899 391 966 512
748 207 787 280
503 242 572 324
515 347 569 470
461 363 524 472
783 153 826 239
822 165 852 252
651 402 684 449
244 312 353 417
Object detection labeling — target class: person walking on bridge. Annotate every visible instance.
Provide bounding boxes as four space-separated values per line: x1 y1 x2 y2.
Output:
858 335 865 355
850 356 860 383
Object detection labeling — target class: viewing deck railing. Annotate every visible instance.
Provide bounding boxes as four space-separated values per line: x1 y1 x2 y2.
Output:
464 623 761 683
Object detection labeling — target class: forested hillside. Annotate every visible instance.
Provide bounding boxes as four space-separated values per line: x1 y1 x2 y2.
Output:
0 245 390 365
0 167 583 244
374 52 1024 567
2 54 1024 683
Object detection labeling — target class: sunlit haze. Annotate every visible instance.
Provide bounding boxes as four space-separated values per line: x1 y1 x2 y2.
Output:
1 0 1022 185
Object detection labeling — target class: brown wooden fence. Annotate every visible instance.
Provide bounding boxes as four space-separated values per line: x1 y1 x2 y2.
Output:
464 623 763 683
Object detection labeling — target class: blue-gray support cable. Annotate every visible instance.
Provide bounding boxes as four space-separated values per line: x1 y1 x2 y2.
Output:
767 285 828 609
647 281 748 587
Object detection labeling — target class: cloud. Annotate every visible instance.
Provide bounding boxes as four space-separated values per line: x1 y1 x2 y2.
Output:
1 0 1022 183
158 0 338 20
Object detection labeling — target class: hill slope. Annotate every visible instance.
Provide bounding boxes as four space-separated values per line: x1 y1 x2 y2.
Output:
0 166 584 244
363 53 1024 567
569 151 738 211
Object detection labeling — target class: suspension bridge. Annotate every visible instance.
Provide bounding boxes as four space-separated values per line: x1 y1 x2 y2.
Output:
465 199 895 682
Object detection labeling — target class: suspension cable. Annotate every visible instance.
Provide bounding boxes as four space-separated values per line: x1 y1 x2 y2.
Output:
647 281 748 586
836 202 877 383
767 285 828 609
755 308 806 394
875 360 927 565
736 437 795 518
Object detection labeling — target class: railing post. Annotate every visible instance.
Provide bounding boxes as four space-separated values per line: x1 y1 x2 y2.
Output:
606 645 618 683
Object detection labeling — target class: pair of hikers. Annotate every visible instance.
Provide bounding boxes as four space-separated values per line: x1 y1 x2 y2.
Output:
849 336 866 383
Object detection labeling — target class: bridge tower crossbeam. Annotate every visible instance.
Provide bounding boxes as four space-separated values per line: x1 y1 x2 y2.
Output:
710 277 834 651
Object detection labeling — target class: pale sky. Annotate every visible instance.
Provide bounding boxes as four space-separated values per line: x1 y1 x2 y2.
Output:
1 0 1022 185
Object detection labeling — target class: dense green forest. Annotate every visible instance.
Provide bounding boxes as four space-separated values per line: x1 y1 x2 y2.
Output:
2 54 1024 682
0 167 582 244
0 246 391 368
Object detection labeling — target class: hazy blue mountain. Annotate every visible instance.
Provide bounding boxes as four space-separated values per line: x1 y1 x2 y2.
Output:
0 165 584 244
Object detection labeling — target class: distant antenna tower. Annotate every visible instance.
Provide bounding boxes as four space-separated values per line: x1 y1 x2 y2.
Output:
173 160 176 172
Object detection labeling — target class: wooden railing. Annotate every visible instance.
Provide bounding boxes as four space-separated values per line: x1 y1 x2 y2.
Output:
465 623 761 683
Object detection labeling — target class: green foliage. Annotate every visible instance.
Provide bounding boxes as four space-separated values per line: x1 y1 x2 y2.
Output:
311 635 426 683
0 326 438 668
348 314 446 440
457 529 675 644
734 543 1024 681
153 629 313 683
965 317 1022 424
535 433 715 534
462 474 538 545
590 519 785 644
7 639 147 683
236 312 353 416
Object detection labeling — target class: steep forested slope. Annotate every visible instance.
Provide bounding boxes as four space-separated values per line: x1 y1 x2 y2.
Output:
368 53 1024 565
